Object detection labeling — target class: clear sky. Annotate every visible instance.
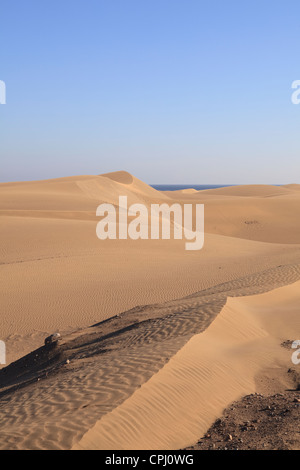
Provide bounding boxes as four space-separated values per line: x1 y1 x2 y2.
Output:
1 0 300 184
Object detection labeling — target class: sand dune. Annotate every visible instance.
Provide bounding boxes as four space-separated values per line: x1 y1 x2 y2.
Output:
166 185 300 243
0 171 169 212
1 172 299 365
102 170 135 184
1 263 300 450
175 188 198 194
0 171 300 450
198 184 291 197
282 184 300 191
166 184 292 198
74 280 300 450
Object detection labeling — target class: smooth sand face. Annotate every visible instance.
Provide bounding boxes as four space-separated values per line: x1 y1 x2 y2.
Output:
0 171 300 450
74 281 300 450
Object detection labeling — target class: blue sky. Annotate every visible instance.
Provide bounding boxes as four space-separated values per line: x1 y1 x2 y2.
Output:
0 0 300 184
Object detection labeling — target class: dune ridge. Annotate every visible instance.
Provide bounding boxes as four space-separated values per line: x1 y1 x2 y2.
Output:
73 280 300 450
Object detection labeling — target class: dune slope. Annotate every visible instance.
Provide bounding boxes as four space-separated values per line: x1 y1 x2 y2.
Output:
74 280 300 450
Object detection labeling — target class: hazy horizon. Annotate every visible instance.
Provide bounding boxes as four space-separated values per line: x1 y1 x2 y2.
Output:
1 1 300 184
0 170 298 187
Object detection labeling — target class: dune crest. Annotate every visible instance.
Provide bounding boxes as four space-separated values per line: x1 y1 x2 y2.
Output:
198 184 291 197
101 170 134 185
282 184 300 191
73 280 300 450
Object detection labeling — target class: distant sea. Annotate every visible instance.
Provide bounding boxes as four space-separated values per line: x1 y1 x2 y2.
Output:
151 184 234 191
